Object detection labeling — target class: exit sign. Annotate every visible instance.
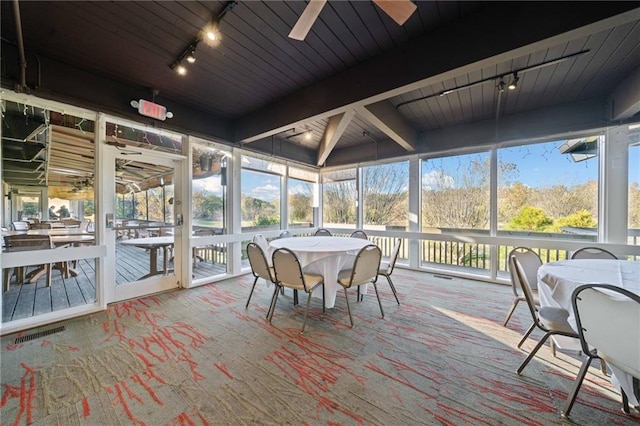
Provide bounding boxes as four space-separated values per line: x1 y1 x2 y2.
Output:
132 99 172 121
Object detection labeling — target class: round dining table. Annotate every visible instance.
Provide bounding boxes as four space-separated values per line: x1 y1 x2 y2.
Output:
537 258 640 406
269 236 373 308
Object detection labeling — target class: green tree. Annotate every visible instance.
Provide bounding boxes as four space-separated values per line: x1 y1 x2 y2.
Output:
550 209 597 232
506 206 553 231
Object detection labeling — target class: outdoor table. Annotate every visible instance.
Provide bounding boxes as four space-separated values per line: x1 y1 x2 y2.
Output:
120 236 174 280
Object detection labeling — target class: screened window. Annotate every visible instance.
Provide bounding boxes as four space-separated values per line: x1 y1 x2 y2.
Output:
497 137 599 238
241 156 282 231
422 152 491 231
288 167 317 229
362 161 408 231
629 127 640 245
322 168 356 228
192 144 229 233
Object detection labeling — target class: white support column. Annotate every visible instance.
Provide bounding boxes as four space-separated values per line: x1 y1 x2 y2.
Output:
229 148 243 274
356 167 363 230
408 159 421 268
600 126 629 243
281 170 288 230
181 136 194 288
489 147 498 280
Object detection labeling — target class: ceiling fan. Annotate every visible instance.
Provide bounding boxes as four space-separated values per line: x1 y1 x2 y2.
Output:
289 0 417 41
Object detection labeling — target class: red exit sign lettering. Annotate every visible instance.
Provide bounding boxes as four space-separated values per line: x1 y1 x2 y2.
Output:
137 99 167 121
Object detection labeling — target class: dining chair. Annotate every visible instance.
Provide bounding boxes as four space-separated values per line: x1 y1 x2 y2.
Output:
270 248 324 332
504 247 541 327
512 252 579 374
252 234 271 264
314 228 332 237
570 247 617 260
338 244 384 327
350 230 368 239
562 284 640 417
377 238 401 305
3 234 55 291
246 242 277 316
279 230 292 239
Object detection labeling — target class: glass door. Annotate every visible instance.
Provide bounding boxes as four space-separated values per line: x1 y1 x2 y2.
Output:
103 120 185 302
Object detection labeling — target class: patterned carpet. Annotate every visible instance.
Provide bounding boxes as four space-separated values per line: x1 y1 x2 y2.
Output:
1 269 638 425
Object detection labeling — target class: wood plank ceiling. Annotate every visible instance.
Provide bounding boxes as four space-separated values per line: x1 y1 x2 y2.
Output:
1 1 639 170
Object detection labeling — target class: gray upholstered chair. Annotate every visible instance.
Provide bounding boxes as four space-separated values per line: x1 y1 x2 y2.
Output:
377 238 401 305
350 230 368 239
562 284 640 417
270 247 324 332
338 244 383 327
314 228 332 236
246 242 277 315
512 251 578 374
570 247 617 260
504 247 541 327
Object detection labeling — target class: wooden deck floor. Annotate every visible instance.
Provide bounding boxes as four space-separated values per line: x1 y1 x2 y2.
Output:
2 242 236 323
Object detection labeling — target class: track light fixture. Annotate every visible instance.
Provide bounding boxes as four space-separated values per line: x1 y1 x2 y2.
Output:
396 49 591 109
169 1 238 76
508 72 519 90
185 43 197 63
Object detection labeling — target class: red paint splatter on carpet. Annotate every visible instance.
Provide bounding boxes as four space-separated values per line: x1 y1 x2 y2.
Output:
0 363 37 425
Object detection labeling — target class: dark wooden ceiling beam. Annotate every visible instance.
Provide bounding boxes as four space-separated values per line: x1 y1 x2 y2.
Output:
233 3 640 143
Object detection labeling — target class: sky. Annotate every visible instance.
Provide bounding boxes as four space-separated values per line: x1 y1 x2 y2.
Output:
221 139 639 203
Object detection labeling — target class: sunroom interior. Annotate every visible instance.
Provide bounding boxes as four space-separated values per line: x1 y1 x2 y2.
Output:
0 1 639 333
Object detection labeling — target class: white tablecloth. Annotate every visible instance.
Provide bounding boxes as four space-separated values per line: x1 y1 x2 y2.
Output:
269 236 372 308
537 259 640 406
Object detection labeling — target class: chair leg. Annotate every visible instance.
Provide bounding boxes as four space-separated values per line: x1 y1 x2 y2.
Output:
46 263 52 287
245 276 259 308
517 332 552 374
517 322 536 348
372 282 385 318
344 287 354 327
3 268 10 292
622 389 630 414
600 359 608 376
503 298 520 326
562 356 592 417
267 286 281 322
385 275 400 305
322 284 325 313
301 291 313 333
551 337 557 358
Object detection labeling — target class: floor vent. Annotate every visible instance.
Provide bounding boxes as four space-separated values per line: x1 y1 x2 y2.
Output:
433 274 453 280
15 326 65 344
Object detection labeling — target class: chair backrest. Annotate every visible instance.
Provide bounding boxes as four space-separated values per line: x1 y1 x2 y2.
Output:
508 247 541 292
253 233 270 253
279 230 292 239
272 248 308 291
30 222 52 230
61 218 81 228
350 230 368 239
246 242 273 282
12 221 30 231
572 284 640 378
345 244 382 287
510 251 540 322
384 238 402 275
3 234 53 252
314 228 332 237
570 247 617 260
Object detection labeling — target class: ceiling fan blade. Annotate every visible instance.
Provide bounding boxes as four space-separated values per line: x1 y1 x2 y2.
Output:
373 0 417 25
288 0 327 41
